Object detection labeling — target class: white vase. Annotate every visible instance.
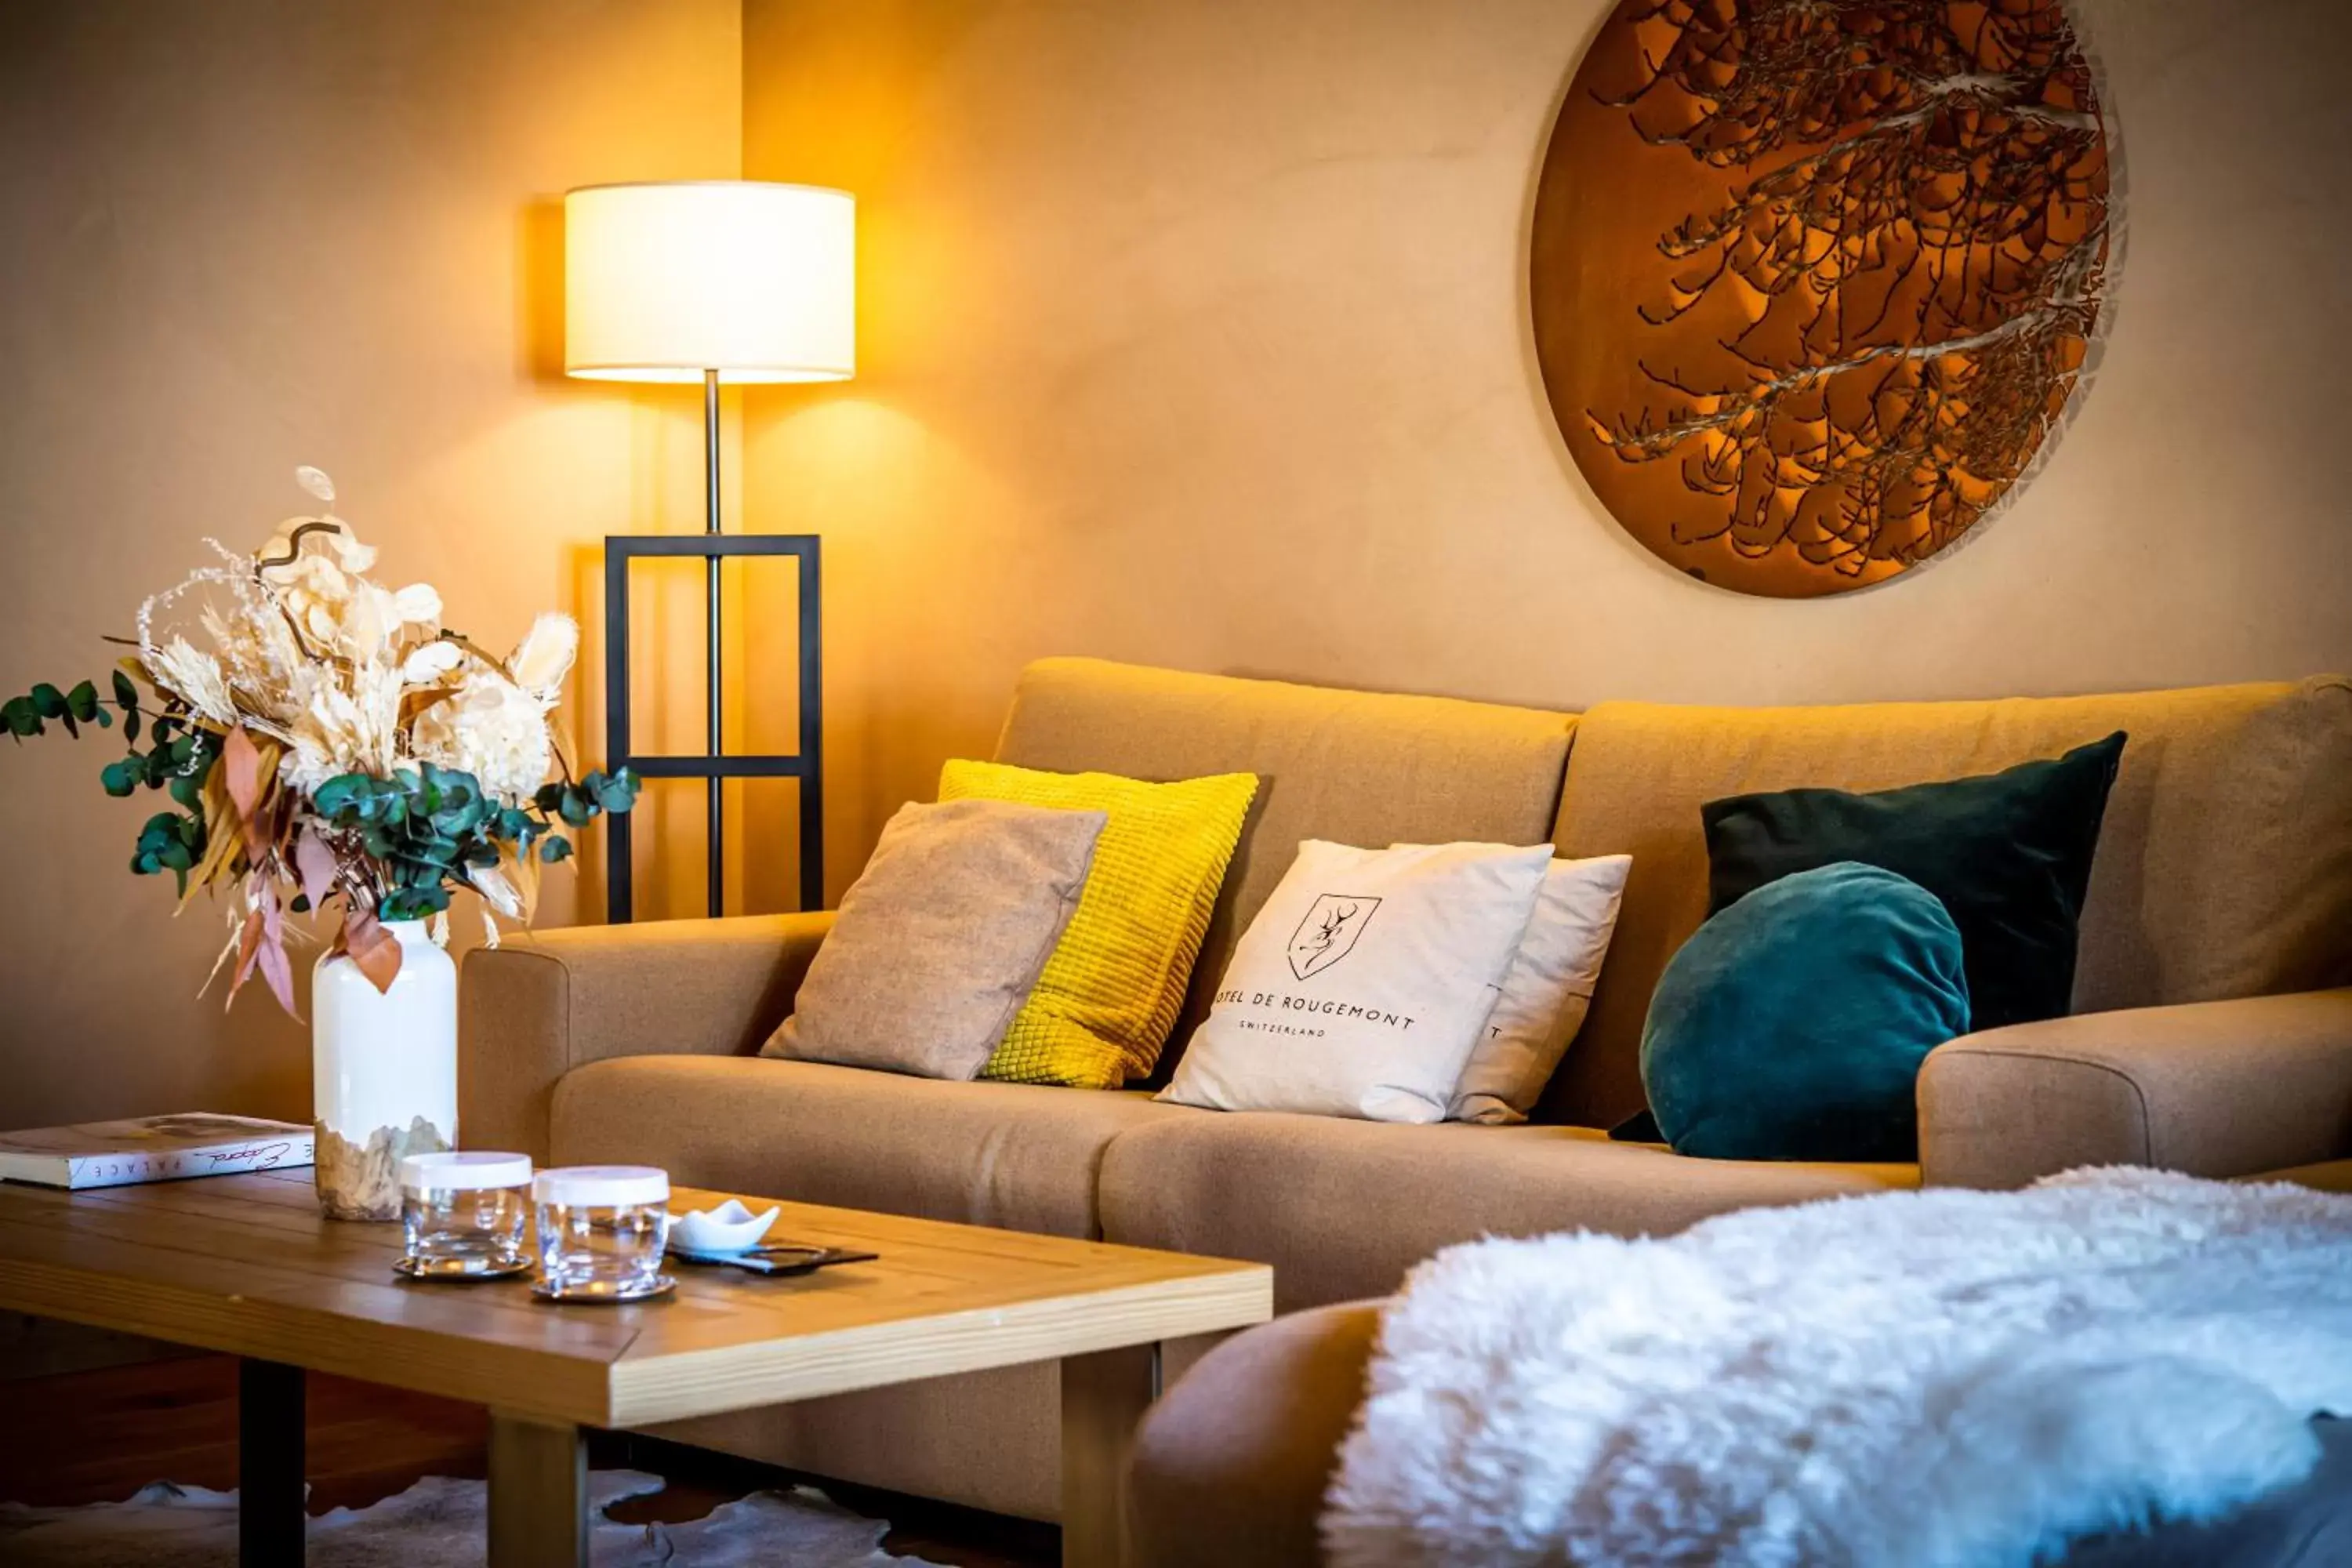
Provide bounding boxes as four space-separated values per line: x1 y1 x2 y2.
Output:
310 919 457 1221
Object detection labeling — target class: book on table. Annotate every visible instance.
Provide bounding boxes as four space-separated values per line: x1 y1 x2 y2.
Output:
0 1113 314 1189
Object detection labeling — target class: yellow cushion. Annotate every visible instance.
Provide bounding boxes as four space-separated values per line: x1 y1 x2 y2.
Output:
938 759 1258 1088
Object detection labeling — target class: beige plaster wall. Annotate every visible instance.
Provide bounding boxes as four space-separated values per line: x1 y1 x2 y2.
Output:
0 1 742 1126
742 0 2352 904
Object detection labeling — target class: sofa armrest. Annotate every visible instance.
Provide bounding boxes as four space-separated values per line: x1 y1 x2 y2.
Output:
459 912 833 1160
1917 989 2352 1189
1129 1301 1383 1568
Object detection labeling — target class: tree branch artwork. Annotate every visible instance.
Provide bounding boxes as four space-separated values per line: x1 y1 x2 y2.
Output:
1531 0 2114 597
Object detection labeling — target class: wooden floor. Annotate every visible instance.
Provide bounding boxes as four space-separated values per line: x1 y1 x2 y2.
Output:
0 1351 1056 1567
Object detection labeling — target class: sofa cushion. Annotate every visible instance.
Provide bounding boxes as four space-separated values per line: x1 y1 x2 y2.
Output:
1098 1113 1914 1312
550 1055 1195 1238
763 798 1105 1079
1160 840 1555 1123
1643 862 1971 1162
1449 851 1632 1124
1703 732 2126 1035
1548 677 2352 1126
938 759 1257 1088
993 658 1577 1073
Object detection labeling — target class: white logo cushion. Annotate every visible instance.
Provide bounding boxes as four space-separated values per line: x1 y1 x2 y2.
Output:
1160 840 1555 1123
1446 852 1632 1124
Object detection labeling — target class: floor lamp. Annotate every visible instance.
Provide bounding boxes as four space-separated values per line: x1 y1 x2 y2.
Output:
564 180 853 919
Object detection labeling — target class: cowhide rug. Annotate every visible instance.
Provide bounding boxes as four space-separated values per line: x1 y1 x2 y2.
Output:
0 1468 947 1566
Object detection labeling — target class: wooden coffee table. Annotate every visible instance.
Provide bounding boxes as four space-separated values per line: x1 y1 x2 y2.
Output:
0 1168 1272 1567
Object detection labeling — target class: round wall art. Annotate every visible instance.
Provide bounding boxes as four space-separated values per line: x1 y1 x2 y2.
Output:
1533 0 2115 597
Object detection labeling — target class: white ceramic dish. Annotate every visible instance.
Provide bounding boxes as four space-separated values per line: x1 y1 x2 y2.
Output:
668 1197 781 1254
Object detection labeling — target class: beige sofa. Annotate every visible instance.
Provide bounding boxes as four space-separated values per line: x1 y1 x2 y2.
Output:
459 657 2352 1523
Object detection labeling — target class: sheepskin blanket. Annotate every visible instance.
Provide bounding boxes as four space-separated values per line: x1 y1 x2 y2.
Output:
1323 1168 2352 1568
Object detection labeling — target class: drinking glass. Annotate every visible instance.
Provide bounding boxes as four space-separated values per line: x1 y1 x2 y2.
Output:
532 1165 671 1300
397 1151 532 1279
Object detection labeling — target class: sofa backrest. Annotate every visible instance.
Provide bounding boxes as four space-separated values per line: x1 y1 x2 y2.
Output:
1541 677 2352 1128
993 658 1577 1076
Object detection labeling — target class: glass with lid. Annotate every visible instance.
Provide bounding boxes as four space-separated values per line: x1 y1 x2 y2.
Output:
532 1165 673 1301
397 1151 533 1279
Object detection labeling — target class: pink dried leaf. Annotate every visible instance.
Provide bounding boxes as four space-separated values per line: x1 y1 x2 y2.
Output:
255 881 299 1019
256 927 298 1018
293 829 339 913
223 724 266 820
225 907 263 1010
339 908 404 994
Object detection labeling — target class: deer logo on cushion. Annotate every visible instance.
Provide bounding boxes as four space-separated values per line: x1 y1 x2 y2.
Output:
1288 895 1381 982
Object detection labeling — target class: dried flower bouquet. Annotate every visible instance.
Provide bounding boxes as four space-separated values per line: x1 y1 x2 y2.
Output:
2 467 637 1013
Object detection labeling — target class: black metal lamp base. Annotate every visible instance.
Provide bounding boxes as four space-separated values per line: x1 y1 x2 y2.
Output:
601 531 823 923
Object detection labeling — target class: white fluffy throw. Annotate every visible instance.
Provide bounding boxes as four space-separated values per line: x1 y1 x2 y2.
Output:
1323 1168 2352 1568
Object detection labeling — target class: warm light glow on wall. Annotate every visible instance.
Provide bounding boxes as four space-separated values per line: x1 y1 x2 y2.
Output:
564 181 855 383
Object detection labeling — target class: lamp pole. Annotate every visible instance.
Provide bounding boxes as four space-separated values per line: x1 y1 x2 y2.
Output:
704 366 724 918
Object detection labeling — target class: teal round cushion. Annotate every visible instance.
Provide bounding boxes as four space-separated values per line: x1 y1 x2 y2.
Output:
1640 860 1970 1163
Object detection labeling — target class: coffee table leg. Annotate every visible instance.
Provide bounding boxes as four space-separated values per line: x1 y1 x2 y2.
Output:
238 1357 305 1567
488 1412 588 1568
1062 1342 1160 1568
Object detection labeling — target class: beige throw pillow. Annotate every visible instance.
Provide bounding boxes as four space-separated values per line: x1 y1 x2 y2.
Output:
1160 840 1555 1123
764 798 1107 1078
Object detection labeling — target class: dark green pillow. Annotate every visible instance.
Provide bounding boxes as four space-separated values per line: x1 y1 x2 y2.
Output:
1642 861 1969 1161
1702 731 2125 1034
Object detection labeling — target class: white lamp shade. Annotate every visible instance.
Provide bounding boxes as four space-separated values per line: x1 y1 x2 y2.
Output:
564 181 855 384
